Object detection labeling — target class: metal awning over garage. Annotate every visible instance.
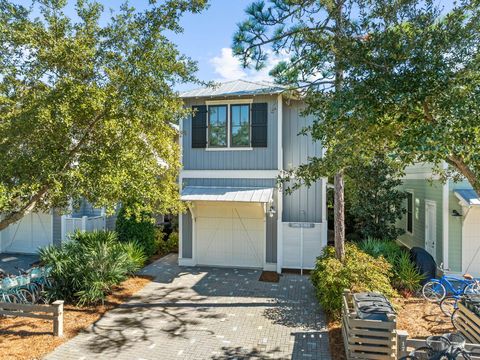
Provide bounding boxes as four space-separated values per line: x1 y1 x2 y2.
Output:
181 186 274 203
454 189 480 206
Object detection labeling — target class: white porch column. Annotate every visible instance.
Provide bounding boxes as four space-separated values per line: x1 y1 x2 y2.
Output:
277 94 283 274
81 216 88 232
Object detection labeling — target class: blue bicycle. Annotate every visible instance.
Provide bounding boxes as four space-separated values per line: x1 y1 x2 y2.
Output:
422 266 480 307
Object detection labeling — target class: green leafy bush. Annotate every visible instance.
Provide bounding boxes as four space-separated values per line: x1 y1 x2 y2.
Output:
168 232 179 253
394 251 425 293
116 206 156 257
311 243 396 316
155 229 178 255
359 237 403 264
39 231 144 305
359 238 423 293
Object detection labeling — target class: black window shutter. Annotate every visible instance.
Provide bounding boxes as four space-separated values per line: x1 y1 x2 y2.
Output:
251 103 268 147
191 105 207 148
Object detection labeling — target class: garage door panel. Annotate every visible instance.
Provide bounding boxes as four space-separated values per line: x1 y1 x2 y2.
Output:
2 212 51 254
195 203 264 268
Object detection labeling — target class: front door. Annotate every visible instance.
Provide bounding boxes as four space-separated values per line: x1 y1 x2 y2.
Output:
425 200 437 259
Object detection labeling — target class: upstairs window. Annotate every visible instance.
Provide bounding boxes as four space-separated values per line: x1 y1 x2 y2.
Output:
230 104 250 147
208 105 227 147
406 191 414 234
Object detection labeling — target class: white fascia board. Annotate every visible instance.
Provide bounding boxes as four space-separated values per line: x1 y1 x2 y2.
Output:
181 170 279 179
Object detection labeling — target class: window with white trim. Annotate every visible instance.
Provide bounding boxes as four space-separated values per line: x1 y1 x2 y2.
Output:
206 102 253 149
406 191 414 234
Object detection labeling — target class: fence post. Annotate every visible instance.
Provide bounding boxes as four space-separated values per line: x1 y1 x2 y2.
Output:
396 329 409 359
52 300 64 337
81 215 88 232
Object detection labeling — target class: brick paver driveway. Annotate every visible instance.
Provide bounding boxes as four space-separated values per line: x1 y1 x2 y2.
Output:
46 254 330 360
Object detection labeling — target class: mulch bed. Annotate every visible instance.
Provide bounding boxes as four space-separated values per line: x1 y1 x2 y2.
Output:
0 275 152 360
327 296 455 360
259 271 280 283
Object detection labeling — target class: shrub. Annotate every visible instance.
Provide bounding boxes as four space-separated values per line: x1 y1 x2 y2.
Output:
359 238 423 294
311 243 396 316
168 232 179 253
116 206 156 257
154 229 178 255
39 231 144 305
359 237 403 264
394 251 425 294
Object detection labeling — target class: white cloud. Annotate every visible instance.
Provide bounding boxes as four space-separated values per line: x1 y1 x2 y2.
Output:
209 47 288 82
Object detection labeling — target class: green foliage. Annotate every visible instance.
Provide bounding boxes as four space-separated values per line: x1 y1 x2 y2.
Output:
359 238 423 293
116 205 156 257
311 243 396 315
39 231 144 305
359 238 403 265
346 155 407 241
0 0 208 231
155 229 178 255
121 241 148 273
234 0 480 200
393 251 425 293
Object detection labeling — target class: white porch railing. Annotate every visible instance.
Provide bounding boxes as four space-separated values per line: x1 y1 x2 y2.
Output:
61 215 107 241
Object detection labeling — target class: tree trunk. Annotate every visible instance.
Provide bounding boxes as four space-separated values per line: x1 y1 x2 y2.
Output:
333 0 346 261
0 185 49 231
446 155 480 196
334 171 346 261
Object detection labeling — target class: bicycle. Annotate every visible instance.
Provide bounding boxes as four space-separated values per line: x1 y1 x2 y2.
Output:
400 333 480 359
422 266 479 303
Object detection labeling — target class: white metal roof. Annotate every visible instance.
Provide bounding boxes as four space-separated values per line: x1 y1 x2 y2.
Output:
454 189 480 206
181 186 274 203
180 79 286 98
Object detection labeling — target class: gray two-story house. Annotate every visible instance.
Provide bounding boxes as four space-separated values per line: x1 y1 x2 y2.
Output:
179 80 327 273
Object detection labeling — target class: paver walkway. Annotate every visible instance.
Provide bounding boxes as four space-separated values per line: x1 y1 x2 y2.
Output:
46 254 330 360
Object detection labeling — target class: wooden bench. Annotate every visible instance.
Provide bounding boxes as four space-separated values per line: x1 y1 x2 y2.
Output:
0 300 64 336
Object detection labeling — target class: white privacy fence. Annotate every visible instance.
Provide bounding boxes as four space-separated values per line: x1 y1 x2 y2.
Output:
61 215 106 240
282 222 326 272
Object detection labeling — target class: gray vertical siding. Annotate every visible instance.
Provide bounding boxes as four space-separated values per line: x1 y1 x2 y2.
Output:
182 96 278 170
183 178 276 188
182 209 193 259
52 210 62 246
106 214 117 231
282 100 324 223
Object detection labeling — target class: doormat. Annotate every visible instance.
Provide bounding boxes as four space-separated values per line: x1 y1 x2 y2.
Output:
259 271 280 283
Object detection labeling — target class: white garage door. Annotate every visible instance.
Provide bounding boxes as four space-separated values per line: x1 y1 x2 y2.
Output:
195 202 265 268
462 207 480 276
1 212 52 254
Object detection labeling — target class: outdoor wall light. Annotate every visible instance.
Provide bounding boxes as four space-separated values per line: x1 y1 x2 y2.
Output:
452 209 463 217
268 205 276 218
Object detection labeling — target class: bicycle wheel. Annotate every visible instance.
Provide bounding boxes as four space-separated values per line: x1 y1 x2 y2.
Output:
440 296 458 317
16 288 35 304
464 282 480 295
451 308 461 330
401 347 435 360
423 281 446 302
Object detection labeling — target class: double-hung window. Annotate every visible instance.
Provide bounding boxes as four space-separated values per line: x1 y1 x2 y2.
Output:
208 105 228 147
230 104 250 147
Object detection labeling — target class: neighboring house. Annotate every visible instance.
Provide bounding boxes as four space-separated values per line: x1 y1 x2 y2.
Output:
178 80 327 273
0 200 116 254
397 163 480 276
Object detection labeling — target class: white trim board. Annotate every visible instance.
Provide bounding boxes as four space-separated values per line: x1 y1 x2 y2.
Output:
181 170 279 179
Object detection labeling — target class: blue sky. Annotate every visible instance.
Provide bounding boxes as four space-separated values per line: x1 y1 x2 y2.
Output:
13 0 456 91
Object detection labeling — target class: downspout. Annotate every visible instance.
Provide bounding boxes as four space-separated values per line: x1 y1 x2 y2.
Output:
442 161 449 269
